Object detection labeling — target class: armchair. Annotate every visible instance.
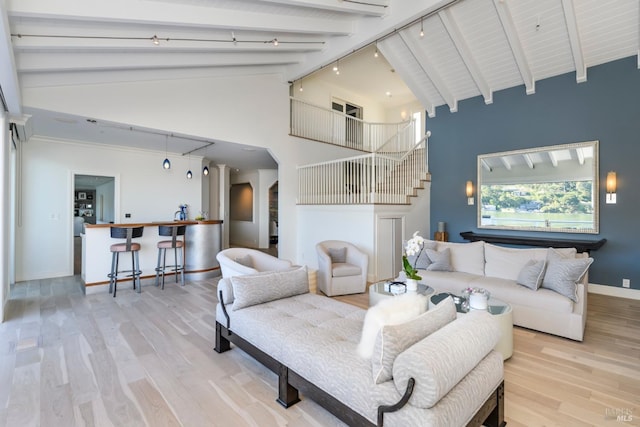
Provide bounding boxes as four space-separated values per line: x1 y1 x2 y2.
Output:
216 247 293 278
316 240 368 296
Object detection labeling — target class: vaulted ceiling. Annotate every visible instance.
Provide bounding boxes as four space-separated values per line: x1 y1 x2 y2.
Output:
2 0 639 169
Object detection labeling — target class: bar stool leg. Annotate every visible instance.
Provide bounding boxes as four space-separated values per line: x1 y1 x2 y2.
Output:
161 248 167 290
134 250 142 293
109 251 116 295
155 247 162 287
113 253 120 298
179 247 185 286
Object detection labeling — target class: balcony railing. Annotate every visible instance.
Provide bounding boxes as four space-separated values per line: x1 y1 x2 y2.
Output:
297 137 428 205
290 97 415 152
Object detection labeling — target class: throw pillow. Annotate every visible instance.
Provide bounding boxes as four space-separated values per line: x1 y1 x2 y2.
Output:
542 252 593 302
371 297 456 384
328 247 347 263
406 240 437 269
516 260 546 290
231 266 309 310
234 254 253 268
425 248 452 272
357 293 429 359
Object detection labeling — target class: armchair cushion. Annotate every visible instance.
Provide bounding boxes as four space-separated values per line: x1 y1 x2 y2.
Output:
332 263 362 278
231 266 309 311
235 254 253 268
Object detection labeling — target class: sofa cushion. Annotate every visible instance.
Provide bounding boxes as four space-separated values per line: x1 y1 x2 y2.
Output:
516 260 546 290
392 310 500 409
484 244 547 281
469 276 574 313
425 248 452 272
542 250 593 302
406 240 437 269
357 293 429 359
371 297 456 384
328 247 347 263
435 240 485 275
332 263 361 278
231 266 309 310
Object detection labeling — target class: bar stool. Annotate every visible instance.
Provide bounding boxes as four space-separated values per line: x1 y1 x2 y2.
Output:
155 225 186 289
108 226 144 297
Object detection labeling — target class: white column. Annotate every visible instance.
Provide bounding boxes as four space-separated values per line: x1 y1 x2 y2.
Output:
217 164 230 249
0 112 9 320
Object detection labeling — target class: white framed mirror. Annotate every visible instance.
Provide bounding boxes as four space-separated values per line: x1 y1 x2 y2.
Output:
477 140 599 234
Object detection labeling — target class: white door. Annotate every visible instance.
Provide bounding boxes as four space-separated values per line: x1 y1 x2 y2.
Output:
377 217 403 280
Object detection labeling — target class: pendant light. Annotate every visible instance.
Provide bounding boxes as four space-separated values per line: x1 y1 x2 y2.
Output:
162 135 171 169
203 165 209 176
186 153 193 179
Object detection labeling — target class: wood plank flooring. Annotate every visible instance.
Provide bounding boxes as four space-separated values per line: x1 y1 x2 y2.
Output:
1 277 638 426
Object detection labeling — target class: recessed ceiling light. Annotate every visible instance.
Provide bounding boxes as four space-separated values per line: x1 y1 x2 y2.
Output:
385 91 392 97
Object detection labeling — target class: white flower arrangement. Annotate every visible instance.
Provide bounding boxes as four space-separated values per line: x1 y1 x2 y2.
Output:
402 231 425 280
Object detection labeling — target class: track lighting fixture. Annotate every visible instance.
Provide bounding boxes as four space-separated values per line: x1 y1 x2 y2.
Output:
186 170 193 179
273 38 279 46
420 19 424 37
152 35 159 45
299 81 304 92
203 165 209 176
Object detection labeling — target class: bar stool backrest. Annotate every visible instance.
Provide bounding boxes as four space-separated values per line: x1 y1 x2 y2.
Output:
110 226 144 251
159 225 186 247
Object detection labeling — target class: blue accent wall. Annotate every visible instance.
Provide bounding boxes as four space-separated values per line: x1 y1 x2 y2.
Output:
427 56 640 288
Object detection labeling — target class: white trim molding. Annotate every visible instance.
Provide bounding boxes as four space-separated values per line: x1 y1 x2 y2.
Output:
588 283 640 301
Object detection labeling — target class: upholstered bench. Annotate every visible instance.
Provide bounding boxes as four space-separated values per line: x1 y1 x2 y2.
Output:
214 267 505 427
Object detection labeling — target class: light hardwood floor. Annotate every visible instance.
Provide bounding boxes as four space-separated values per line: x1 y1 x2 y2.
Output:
1 277 638 427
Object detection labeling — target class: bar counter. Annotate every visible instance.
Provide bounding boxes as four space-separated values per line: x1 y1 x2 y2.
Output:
82 220 223 293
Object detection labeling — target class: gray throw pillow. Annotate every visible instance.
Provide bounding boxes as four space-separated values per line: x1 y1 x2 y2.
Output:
406 241 437 269
328 247 347 263
231 266 309 310
541 257 593 302
371 297 456 384
425 248 452 272
517 260 546 290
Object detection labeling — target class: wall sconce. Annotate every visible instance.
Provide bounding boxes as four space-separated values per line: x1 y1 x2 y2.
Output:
466 180 474 205
606 171 617 204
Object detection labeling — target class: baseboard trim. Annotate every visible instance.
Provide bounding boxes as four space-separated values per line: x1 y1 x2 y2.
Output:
588 283 640 300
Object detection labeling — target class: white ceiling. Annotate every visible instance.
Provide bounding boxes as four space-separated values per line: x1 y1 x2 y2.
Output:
3 0 639 170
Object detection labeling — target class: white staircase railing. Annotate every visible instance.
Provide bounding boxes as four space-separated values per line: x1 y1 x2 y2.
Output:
290 97 415 152
297 137 429 205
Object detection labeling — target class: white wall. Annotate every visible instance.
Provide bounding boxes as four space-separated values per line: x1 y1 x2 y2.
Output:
22 73 367 265
0 112 9 320
16 137 202 281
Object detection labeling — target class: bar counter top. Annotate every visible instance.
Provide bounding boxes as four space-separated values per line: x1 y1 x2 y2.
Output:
85 219 223 228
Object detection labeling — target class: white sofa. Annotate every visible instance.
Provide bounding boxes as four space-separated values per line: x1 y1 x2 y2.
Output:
412 240 592 341
216 247 293 278
215 267 505 427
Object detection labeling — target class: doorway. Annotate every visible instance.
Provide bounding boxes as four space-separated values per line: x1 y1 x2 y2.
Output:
73 174 116 274
332 99 363 150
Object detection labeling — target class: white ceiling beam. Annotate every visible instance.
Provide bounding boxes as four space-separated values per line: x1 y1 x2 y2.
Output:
548 151 558 167
481 159 492 172
576 147 585 165
257 0 388 17
0 3 22 114
500 157 512 170
438 9 493 105
561 0 586 83
493 0 535 95
378 36 436 117
11 36 324 53
16 51 303 73
523 153 535 169
8 0 353 36
399 30 458 113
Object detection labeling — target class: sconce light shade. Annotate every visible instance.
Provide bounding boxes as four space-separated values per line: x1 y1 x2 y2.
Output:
203 165 209 176
163 158 171 169
466 180 474 205
606 171 617 204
